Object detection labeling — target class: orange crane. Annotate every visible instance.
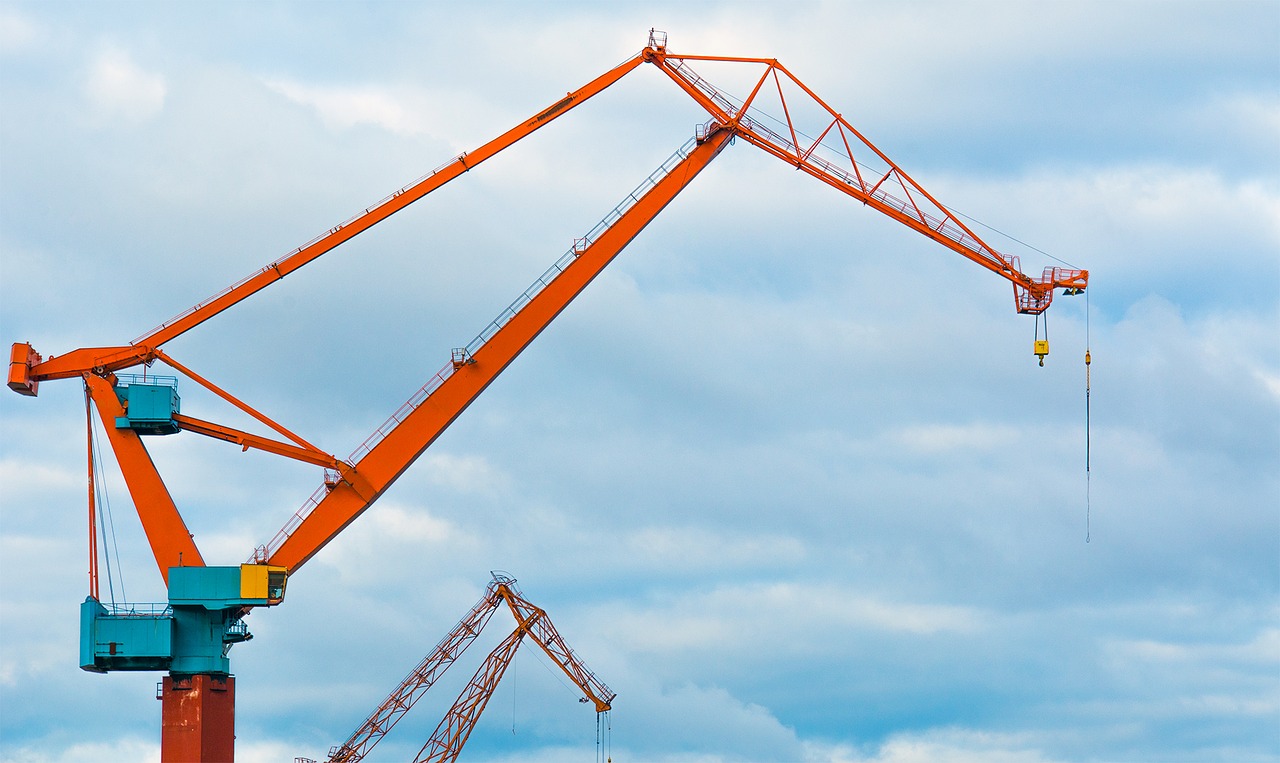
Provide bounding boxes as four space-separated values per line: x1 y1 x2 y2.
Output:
6 30 1086 761
326 573 613 763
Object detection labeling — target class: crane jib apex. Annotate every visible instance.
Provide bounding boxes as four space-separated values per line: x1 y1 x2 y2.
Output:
6 30 1087 763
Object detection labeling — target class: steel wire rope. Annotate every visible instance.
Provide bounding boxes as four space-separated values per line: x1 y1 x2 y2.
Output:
715 76 903 193
87 387 126 606
941 204 1081 271
597 710 611 763
668 54 1082 285
1086 287 1092 543
693 65 1053 280
673 53 1098 554
520 633 607 754
523 634 587 698
512 639 518 735
706 60 1098 547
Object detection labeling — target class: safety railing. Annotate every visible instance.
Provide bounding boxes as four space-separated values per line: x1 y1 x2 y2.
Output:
666 58 1007 270
100 602 173 617
114 373 179 389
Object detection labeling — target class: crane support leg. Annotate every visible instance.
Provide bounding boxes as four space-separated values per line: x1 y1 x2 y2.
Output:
160 674 236 763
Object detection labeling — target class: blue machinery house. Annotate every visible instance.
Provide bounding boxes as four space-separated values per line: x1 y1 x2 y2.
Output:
81 564 287 675
82 376 287 676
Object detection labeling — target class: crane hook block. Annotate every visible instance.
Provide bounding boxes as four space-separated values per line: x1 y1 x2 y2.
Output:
1034 339 1049 367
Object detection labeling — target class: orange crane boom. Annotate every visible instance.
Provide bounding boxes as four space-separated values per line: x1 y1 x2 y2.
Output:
643 39 1087 313
6 32 1087 581
262 126 734 572
415 579 614 763
327 574 613 763
5 31 1087 762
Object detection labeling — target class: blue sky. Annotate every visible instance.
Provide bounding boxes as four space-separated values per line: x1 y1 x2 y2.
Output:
1 1 1277 762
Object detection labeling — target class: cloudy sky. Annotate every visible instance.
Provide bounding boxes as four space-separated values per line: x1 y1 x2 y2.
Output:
1 1 1277 762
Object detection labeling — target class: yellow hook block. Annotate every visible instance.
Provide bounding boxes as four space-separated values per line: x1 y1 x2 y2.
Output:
1034 339 1049 367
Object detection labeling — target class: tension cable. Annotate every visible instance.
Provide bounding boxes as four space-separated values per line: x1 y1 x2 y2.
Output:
86 386 126 605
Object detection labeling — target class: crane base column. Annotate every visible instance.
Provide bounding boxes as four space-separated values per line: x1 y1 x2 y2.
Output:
160 674 235 762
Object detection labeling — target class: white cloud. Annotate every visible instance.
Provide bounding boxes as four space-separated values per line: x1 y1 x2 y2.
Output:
0 9 39 53
608 679 804 761
889 423 1022 454
813 728 1065 763
622 526 805 571
84 47 166 124
604 581 984 658
260 76 505 150
0 457 79 500
2 3 1277 763
264 77 423 136
421 451 512 495
0 738 157 763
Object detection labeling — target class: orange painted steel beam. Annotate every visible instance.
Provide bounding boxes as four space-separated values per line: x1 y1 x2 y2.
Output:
327 580 508 763
153 349 323 453
127 54 646 350
642 47 1088 314
84 389 100 600
416 622 528 763
328 575 610 763
499 584 614 713
171 414 341 470
413 579 612 763
83 374 204 582
14 33 1089 596
22 344 145 385
265 127 735 572
17 54 647 390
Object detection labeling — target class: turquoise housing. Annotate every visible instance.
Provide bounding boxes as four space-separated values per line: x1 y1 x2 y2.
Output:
79 566 282 676
79 597 173 673
113 376 180 435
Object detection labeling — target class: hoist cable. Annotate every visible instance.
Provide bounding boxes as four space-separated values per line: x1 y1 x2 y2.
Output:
943 205 1081 271
84 388 99 600
596 710 612 763
88 400 126 605
506 640 512 737
525 638 580 697
1085 289 1092 543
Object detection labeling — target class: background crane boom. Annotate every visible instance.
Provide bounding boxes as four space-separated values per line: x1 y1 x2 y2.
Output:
326 579 508 763
328 574 613 763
